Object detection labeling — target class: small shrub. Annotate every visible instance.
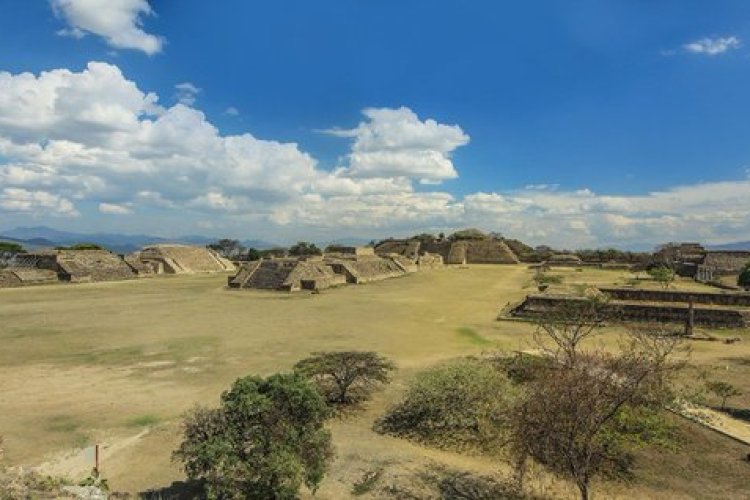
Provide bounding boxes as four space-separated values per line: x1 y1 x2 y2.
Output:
351 468 384 496
374 358 517 453
706 380 742 410
738 263 750 288
535 274 563 285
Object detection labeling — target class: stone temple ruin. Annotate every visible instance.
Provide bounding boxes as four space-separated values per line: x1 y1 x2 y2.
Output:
129 245 235 274
6 249 138 283
654 242 750 285
228 246 443 292
0 245 236 288
374 229 519 265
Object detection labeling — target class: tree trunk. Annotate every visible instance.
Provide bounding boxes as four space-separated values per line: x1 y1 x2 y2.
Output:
577 479 589 500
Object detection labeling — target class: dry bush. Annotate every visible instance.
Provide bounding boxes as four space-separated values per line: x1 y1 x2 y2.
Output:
374 358 516 453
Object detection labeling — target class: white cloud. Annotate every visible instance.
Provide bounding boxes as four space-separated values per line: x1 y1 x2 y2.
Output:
50 0 163 55
326 107 469 184
223 107 240 116
175 82 201 106
98 202 132 214
0 188 79 216
683 36 741 56
1 61 750 248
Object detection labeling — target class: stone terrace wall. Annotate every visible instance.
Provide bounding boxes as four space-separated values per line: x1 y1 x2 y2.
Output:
417 253 443 269
284 260 347 291
374 240 422 259
56 250 136 283
600 287 750 307
465 239 519 264
510 295 748 328
327 256 406 283
0 270 22 288
139 245 235 273
703 251 750 276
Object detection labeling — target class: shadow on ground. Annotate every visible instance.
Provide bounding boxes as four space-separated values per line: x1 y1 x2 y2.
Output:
139 479 204 499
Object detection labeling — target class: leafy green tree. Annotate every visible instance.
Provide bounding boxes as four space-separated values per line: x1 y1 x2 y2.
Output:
260 247 288 258
706 380 742 410
288 242 321 256
738 262 750 288
174 373 333 500
56 243 105 250
295 351 395 405
208 239 245 259
0 242 25 254
244 247 261 261
648 265 675 289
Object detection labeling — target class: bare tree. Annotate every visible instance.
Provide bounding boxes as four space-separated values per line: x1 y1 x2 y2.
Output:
532 296 613 367
515 313 686 500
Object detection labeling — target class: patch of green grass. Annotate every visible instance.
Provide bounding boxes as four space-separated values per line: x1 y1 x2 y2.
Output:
164 336 220 362
70 345 146 365
46 415 81 433
71 432 91 449
455 327 492 347
536 274 564 284
126 414 160 428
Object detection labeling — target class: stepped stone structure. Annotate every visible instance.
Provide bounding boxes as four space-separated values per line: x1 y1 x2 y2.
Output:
134 245 235 274
229 257 347 291
653 243 750 283
54 250 137 282
375 230 519 265
0 268 58 288
0 249 135 285
229 246 436 292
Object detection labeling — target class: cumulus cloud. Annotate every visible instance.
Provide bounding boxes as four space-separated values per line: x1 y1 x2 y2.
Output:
1 61 750 248
0 188 79 216
326 107 469 184
223 106 240 116
51 0 163 55
683 36 741 55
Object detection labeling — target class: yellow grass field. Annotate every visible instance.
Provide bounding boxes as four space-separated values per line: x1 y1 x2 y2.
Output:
1 265 748 498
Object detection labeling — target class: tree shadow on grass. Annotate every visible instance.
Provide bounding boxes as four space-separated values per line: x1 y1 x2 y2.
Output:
139 479 204 499
711 406 750 423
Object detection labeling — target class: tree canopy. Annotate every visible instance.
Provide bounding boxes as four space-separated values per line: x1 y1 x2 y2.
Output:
288 241 322 256
738 262 750 288
174 373 333 499
294 351 395 406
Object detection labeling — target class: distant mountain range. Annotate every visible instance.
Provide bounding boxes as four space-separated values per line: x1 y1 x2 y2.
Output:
0 226 276 254
706 241 750 251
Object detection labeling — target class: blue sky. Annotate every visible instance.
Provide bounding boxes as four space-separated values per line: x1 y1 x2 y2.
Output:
1 1 749 248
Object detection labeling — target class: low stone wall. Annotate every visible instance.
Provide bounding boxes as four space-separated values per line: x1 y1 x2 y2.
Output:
599 287 750 307
417 253 443 269
56 250 136 282
0 268 60 288
509 295 748 328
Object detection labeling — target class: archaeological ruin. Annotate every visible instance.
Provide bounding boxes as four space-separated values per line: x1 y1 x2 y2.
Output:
504 287 750 329
374 229 519 265
653 242 750 284
131 245 236 274
228 245 443 292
